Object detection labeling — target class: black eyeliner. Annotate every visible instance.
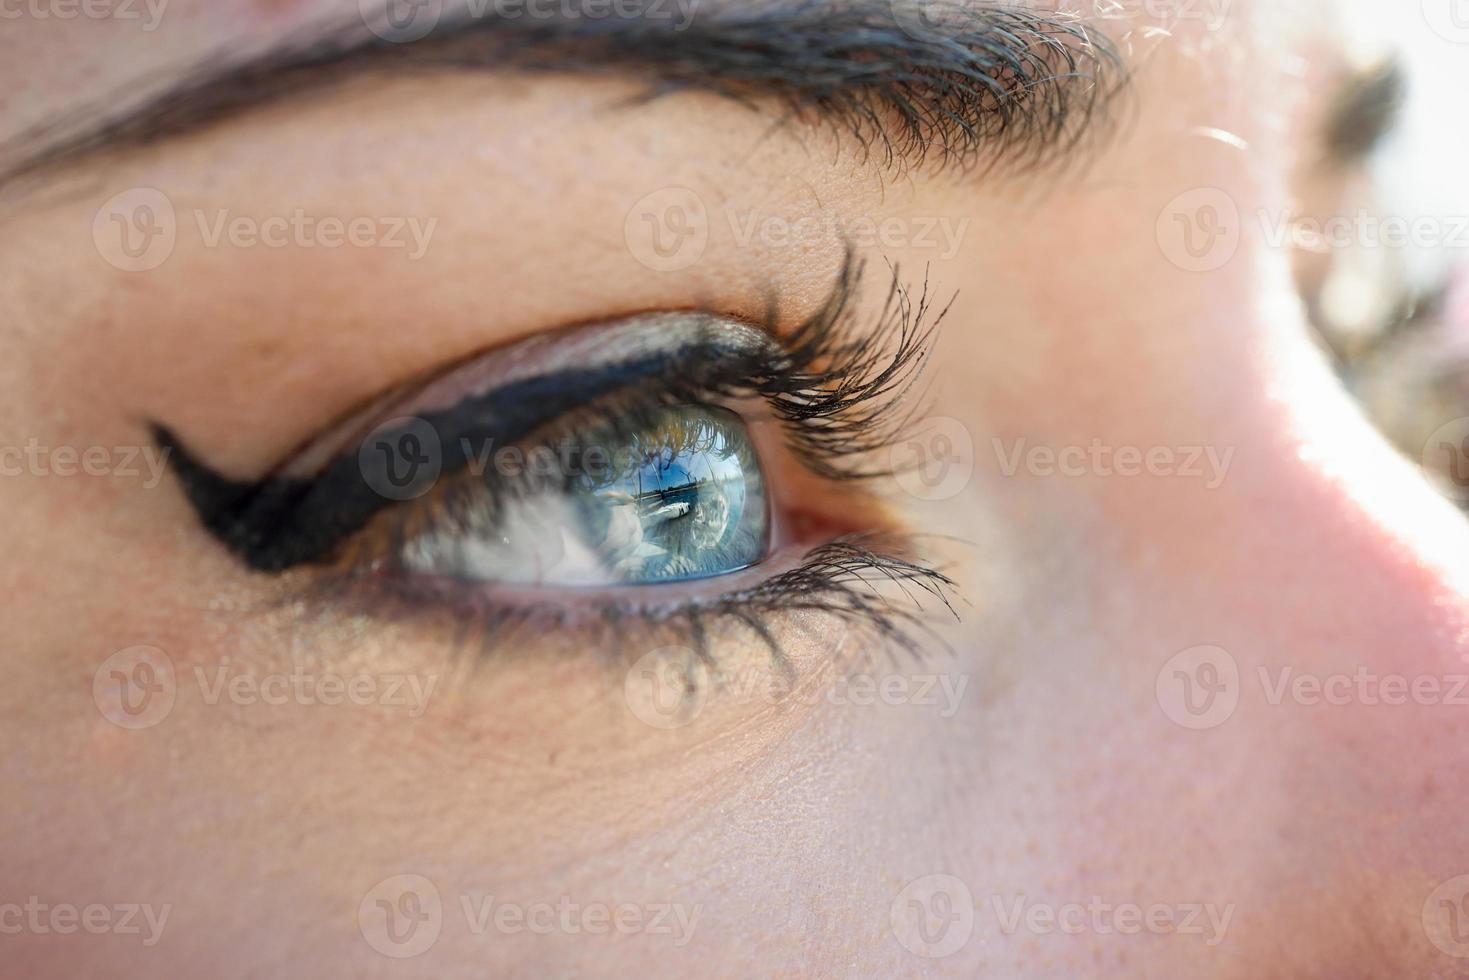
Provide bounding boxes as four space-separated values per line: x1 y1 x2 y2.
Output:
155 257 949 573
152 341 764 572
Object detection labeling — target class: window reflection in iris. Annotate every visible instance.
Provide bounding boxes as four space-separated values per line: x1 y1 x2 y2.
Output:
402 406 770 586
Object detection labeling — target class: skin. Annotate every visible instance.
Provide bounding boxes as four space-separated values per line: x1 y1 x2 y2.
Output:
4 0 1469 976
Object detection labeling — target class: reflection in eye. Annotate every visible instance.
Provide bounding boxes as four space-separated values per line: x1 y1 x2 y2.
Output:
404 406 770 586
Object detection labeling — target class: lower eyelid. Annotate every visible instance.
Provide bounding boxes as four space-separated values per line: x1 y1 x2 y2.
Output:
299 533 959 679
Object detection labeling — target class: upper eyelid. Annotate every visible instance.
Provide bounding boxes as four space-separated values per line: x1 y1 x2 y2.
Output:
277 313 777 479
150 316 773 573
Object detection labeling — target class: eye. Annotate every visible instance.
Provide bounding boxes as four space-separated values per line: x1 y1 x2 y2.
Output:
153 258 961 667
401 404 771 586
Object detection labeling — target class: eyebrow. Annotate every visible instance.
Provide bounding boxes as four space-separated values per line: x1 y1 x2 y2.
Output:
0 0 1126 191
1322 57 1405 167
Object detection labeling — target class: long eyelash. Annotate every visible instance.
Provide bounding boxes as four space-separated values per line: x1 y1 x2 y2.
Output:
733 255 950 479
522 252 950 483
690 536 961 665
295 534 961 680
153 253 951 571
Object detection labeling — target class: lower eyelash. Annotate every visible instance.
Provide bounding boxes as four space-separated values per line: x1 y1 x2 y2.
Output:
287 534 961 681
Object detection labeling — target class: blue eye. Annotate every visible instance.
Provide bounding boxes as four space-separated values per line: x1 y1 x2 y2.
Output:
402 405 770 586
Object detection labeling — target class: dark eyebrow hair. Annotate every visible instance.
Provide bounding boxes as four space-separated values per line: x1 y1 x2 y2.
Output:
0 0 1126 191
1322 57 1405 167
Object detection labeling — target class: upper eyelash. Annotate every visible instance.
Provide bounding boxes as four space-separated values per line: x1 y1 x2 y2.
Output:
724 254 950 480
152 253 952 573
